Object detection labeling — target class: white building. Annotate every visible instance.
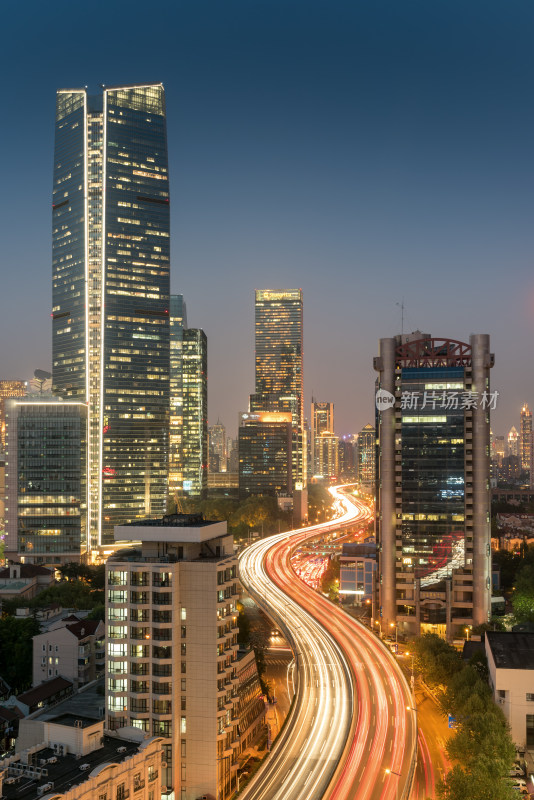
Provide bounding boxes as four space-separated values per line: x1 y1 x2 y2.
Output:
33 618 105 688
106 514 240 799
485 631 534 749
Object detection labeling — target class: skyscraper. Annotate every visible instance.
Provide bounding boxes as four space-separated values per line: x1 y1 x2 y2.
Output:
52 84 170 547
0 380 27 450
238 411 293 500
374 332 494 639
209 419 227 473
357 423 376 489
311 401 334 475
251 290 306 506
182 328 208 497
508 426 519 457
520 404 532 474
169 295 187 501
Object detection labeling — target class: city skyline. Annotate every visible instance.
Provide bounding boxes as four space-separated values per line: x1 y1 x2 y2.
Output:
2 2 534 438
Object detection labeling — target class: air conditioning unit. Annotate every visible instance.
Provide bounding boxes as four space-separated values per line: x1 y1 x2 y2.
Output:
79 763 90 771
161 761 168 768
5 777 16 785
40 759 47 766
117 746 127 753
48 756 58 764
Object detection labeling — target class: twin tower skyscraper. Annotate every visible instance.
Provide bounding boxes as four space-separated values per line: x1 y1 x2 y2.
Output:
53 84 172 549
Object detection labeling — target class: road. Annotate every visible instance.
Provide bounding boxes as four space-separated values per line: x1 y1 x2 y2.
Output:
239 485 417 800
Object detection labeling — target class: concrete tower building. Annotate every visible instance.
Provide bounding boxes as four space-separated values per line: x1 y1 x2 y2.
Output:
52 84 170 548
520 404 532 475
374 332 494 639
311 401 335 476
357 424 376 489
508 426 519 457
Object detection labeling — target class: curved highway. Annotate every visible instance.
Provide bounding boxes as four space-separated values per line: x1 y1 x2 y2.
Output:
238 485 417 800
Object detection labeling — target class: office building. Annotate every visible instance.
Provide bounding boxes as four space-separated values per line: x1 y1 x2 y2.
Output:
251 290 306 516
374 332 494 639
169 295 187 502
52 84 170 549
238 411 292 500
181 329 208 497
520 404 532 475
357 424 376 489
0 381 26 450
209 419 227 473
106 514 240 799
339 541 377 604
338 435 357 481
4 399 87 564
311 401 334 475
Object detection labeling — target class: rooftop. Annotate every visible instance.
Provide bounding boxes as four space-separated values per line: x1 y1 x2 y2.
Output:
17 677 73 708
0 735 141 800
114 515 228 545
486 631 534 670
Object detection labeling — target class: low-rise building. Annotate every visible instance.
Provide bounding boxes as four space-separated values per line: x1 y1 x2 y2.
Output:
0 713 163 800
339 541 377 603
6 677 74 717
33 619 105 688
486 631 534 749
0 563 54 602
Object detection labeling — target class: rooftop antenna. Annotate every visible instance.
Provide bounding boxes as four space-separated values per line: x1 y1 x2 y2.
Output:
396 299 405 336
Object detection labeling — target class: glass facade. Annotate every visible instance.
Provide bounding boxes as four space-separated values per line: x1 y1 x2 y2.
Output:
238 412 292 500
169 295 187 500
52 84 170 546
7 401 87 561
253 289 305 488
399 368 465 587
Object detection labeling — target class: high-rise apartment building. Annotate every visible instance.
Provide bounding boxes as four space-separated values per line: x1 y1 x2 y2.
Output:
374 332 494 639
52 84 170 548
357 424 376 489
4 399 87 564
251 290 306 514
520 404 532 474
106 515 240 799
238 411 292 500
209 419 227 473
0 380 26 450
182 329 208 497
338 434 357 480
169 295 187 502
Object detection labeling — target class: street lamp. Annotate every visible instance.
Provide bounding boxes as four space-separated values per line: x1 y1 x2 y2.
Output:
389 621 398 652
385 767 401 800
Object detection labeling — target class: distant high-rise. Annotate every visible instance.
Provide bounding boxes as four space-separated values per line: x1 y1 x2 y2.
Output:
169 295 187 501
311 401 334 475
209 419 227 473
251 290 306 494
520 404 532 474
52 84 170 547
238 411 293 500
374 332 494 639
182 329 208 497
357 424 376 488
508 426 519 457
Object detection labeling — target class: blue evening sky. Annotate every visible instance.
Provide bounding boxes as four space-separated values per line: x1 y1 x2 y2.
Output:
1 0 533 437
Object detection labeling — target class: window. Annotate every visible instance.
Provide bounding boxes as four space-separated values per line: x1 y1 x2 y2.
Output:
499 690 506 698
181 661 186 674
181 716 186 734
181 643 186 656
527 694 534 702
181 607 186 621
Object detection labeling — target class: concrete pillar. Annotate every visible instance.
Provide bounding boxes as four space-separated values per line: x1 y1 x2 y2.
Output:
470 334 493 626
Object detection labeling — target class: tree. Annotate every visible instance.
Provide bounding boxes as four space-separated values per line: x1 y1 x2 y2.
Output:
437 766 519 800
307 483 334 524
321 557 340 601
0 616 41 692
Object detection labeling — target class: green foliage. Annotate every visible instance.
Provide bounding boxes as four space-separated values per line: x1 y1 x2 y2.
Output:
236 602 251 646
437 765 519 800
87 603 105 621
230 495 280 534
412 633 462 689
58 563 105 590
28 580 103 611
320 557 340 600
0 616 41 692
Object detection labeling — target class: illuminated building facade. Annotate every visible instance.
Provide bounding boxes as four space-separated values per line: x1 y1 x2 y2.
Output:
181 329 208 497
106 516 239 799
508 426 519 457
338 435 357 480
52 84 170 547
209 419 227 473
251 289 306 506
0 380 26 450
374 332 494 639
4 399 87 564
169 295 187 501
520 404 532 474
238 411 292 500
357 424 376 489
311 401 334 475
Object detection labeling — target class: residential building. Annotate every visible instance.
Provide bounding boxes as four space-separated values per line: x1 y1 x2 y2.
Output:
0 713 163 800
486 631 534 749
313 432 339 480
357 424 376 489
236 648 266 753
6 677 74 717
169 294 188 503
0 563 53 602
520 405 532 475
238 412 292 500
4 399 87 564
182 328 208 497
374 332 494 639
251 290 306 518
0 381 26 451
33 619 105 688
106 514 240 799
52 84 170 549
